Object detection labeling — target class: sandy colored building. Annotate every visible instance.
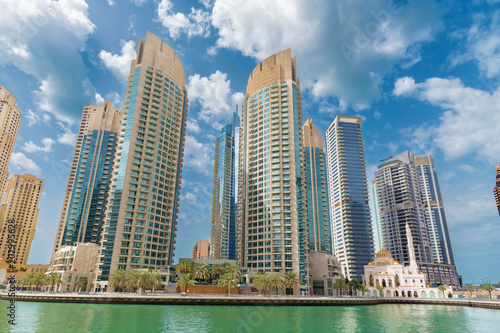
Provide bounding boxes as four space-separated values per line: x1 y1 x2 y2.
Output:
0 258 49 284
237 49 308 292
192 240 210 259
0 86 21 198
0 174 43 265
94 31 188 290
494 165 500 217
309 251 342 296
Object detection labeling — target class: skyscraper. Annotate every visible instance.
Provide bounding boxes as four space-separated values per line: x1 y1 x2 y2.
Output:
210 111 239 260
52 104 97 256
56 101 122 247
372 151 432 265
303 119 332 254
494 165 500 217
0 174 43 265
0 86 21 197
415 154 455 265
325 116 374 280
95 32 188 287
237 49 308 286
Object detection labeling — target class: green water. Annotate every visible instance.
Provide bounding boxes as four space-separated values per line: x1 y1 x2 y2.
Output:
1 301 499 332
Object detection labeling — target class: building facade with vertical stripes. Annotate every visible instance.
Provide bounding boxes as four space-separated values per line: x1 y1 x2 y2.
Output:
95 32 188 288
302 118 332 254
58 101 122 247
325 116 374 280
237 49 309 287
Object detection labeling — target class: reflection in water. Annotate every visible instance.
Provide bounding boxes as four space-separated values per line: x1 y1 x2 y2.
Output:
0 301 500 333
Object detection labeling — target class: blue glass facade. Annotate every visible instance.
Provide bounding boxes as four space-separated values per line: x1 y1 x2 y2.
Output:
326 116 374 280
211 112 239 260
62 129 118 246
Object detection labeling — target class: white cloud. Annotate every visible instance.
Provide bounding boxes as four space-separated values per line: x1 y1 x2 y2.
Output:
22 137 55 153
186 118 201 134
131 0 147 5
187 70 242 128
157 0 211 39
0 0 97 124
99 40 137 83
25 109 40 126
58 131 77 146
394 76 500 162
183 135 212 175
10 152 41 176
208 0 442 107
95 92 105 105
107 0 115 5
452 11 500 78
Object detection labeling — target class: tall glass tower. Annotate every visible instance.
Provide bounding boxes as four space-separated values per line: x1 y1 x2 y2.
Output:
211 111 239 260
303 119 332 254
372 151 432 265
415 154 455 265
96 32 188 286
325 116 374 280
59 101 122 247
237 49 308 286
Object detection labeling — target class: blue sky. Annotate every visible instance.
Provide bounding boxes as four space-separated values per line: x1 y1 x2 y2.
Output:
1 0 499 284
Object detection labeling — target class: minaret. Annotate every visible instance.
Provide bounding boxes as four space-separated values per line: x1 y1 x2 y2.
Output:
406 223 418 274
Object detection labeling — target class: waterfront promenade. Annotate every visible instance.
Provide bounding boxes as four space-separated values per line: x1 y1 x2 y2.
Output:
2 292 499 309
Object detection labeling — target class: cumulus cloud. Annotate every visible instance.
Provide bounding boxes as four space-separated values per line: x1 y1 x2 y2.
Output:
183 135 212 175
99 40 137 83
0 0 97 124
208 0 442 107
10 152 41 176
22 137 55 153
394 76 500 162
187 70 242 128
451 11 500 78
158 0 211 39
58 131 77 146
24 109 51 126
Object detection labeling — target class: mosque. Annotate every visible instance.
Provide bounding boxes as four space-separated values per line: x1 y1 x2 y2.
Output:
362 224 453 298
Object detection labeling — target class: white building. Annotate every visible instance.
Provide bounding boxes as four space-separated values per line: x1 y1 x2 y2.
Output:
362 224 452 298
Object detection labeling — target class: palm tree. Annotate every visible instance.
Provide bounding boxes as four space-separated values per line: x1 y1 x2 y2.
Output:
252 272 269 295
357 284 368 297
126 269 143 293
176 259 194 275
437 284 448 298
333 278 345 296
176 273 197 293
270 273 285 295
139 271 152 293
148 269 164 293
223 263 242 280
26 272 47 291
109 269 128 292
349 278 361 296
19 275 33 291
209 264 225 280
283 271 300 295
375 285 385 298
481 284 495 299
193 263 210 283
45 272 62 292
218 273 238 296
464 283 475 299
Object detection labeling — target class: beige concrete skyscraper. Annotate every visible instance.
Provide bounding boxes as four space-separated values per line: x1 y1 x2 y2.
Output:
237 49 308 289
51 101 121 253
0 86 21 197
95 32 188 289
0 174 43 265
51 104 108 257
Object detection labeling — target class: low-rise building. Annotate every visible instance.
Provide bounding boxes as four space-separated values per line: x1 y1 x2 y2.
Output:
49 243 99 292
308 251 342 296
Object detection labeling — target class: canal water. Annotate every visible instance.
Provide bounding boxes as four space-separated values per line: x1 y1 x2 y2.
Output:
1 301 499 332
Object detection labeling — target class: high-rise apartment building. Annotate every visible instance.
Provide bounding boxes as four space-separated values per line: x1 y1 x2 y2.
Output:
0 86 21 197
372 151 432 264
494 165 500 217
303 119 332 254
0 174 43 265
211 111 239 260
325 116 374 280
237 49 308 286
54 101 122 248
415 154 455 265
52 105 97 256
192 240 210 259
95 32 188 286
